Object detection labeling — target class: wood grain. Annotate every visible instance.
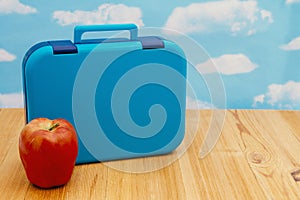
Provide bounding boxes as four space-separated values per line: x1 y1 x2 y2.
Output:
0 109 300 199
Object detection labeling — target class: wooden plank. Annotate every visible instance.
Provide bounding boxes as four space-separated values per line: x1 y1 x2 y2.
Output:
253 110 300 188
227 110 300 199
104 161 187 200
0 109 29 200
280 111 300 144
279 111 300 185
198 110 267 200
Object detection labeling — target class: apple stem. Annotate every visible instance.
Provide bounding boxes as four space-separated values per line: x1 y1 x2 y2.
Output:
49 122 59 131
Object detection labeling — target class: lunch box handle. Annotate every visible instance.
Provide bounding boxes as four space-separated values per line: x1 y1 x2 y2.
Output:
74 24 138 44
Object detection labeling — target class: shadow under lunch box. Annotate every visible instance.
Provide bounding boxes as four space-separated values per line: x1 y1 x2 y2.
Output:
22 24 187 164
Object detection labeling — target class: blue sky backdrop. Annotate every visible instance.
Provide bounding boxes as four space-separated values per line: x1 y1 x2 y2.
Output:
0 0 300 109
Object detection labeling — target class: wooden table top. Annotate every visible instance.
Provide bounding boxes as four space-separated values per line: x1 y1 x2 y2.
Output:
0 109 300 199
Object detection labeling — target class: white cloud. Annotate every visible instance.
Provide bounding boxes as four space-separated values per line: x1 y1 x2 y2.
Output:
196 54 258 75
0 93 24 108
53 4 144 26
253 81 300 109
0 0 37 14
0 49 16 62
286 0 300 4
186 97 215 110
164 1 273 35
280 36 300 51
252 94 265 107
260 10 273 23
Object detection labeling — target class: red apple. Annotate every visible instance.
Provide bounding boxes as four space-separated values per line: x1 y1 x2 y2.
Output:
19 118 78 188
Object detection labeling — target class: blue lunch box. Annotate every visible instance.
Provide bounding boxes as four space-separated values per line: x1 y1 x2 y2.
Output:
22 24 187 164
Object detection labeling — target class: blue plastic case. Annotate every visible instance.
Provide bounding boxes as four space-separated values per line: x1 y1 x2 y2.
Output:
22 24 187 164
